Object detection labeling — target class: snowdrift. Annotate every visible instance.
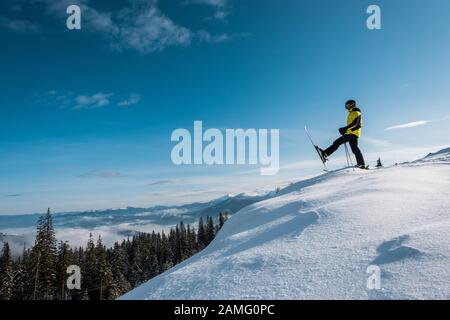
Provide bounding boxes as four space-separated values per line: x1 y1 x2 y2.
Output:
120 150 450 300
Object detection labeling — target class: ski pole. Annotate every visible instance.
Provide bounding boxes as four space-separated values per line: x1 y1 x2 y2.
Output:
344 142 350 167
344 142 350 166
342 135 350 166
343 141 349 166
347 144 354 168
342 135 355 170
344 142 354 168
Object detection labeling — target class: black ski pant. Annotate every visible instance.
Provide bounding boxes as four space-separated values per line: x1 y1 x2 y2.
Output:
323 134 365 166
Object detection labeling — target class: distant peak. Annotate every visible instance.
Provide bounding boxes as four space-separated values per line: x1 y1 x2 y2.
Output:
424 147 450 158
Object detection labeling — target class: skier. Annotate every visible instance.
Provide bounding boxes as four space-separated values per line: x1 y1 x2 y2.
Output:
319 100 366 169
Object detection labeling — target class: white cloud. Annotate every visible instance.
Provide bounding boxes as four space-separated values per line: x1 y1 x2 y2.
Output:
40 90 73 108
197 30 230 43
118 93 141 107
82 1 222 53
84 6 118 34
0 15 40 33
213 10 227 20
148 179 177 186
74 92 114 109
113 4 192 54
6 0 236 53
385 120 431 130
189 0 228 20
192 0 227 6
35 0 192 53
79 1 230 53
44 90 142 109
79 170 122 178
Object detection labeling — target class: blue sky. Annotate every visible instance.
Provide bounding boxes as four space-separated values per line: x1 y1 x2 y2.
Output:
1 0 450 214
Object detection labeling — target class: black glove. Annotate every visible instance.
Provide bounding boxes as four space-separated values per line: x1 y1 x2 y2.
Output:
339 127 347 135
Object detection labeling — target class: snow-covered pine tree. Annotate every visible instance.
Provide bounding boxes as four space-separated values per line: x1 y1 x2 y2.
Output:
110 242 131 299
159 231 173 272
56 241 70 300
219 212 226 229
186 225 197 256
206 216 215 246
67 246 84 300
31 208 57 300
0 242 14 300
83 233 97 300
95 236 112 300
12 246 28 300
197 217 207 249
168 228 178 264
214 223 220 235
178 221 189 261
19 245 37 300
171 226 180 263
144 252 159 281
376 157 383 168
129 241 144 287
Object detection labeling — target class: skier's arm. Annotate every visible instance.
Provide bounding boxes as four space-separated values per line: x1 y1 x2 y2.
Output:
345 115 362 131
339 111 361 135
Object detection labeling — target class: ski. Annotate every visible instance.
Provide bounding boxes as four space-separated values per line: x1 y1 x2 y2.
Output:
304 126 328 172
343 165 370 170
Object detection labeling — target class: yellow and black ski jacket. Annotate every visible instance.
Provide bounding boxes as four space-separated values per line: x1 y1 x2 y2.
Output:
345 107 362 137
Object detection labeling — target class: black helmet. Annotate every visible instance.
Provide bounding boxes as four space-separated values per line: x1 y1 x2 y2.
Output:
345 100 356 109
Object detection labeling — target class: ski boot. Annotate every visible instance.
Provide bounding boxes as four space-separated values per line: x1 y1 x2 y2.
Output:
318 148 329 163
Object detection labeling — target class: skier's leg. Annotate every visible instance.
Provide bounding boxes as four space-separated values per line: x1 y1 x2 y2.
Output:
348 135 365 166
323 136 346 157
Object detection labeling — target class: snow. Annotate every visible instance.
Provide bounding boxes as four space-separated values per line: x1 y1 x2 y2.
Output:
120 150 450 300
415 147 450 164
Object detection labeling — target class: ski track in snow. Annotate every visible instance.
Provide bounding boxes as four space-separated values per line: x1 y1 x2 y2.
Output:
120 156 450 300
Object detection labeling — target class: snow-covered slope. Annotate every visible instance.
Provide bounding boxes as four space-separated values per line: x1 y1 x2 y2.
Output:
120 150 450 300
416 147 450 164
